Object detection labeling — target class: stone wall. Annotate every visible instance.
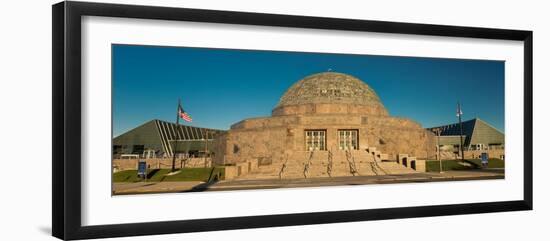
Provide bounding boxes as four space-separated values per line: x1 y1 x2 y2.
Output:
214 126 290 165
437 149 505 160
366 125 436 159
220 159 259 180
363 116 436 159
464 149 505 159
113 157 212 171
212 132 230 165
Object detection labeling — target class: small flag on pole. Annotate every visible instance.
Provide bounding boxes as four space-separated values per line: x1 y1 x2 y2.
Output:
178 104 193 122
456 103 463 117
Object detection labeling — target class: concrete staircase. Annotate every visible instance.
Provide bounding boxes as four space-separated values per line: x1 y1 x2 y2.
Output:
377 162 417 174
234 147 418 180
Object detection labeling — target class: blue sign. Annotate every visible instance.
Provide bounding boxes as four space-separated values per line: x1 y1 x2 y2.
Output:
137 161 147 178
481 153 489 167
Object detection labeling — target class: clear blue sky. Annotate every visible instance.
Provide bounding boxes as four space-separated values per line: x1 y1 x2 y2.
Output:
113 44 504 137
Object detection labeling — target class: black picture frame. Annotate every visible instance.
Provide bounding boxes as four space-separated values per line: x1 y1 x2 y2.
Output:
52 1 533 240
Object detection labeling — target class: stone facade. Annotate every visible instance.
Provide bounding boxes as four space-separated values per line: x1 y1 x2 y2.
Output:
214 114 435 164
212 72 436 178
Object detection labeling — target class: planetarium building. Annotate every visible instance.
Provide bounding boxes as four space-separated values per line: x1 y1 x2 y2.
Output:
213 72 436 179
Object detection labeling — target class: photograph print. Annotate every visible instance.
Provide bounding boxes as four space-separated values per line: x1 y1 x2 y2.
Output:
111 44 505 195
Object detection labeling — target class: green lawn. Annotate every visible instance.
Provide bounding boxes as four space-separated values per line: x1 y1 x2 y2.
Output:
426 158 504 172
113 167 225 183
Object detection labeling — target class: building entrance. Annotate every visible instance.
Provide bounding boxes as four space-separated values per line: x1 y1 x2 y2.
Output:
305 130 326 151
338 129 358 150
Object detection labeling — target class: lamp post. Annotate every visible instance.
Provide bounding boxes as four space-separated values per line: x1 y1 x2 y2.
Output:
204 130 209 168
171 98 182 172
457 102 465 162
434 128 443 173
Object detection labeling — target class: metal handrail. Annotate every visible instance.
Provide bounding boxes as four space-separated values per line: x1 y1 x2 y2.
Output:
278 154 288 180
372 160 388 175
303 151 314 178
345 150 358 176
327 150 333 177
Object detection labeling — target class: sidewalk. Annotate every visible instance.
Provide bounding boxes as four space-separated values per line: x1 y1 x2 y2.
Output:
113 169 504 195
113 181 203 195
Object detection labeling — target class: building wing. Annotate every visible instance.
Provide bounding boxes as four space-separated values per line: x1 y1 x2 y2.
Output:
427 118 504 150
113 119 226 157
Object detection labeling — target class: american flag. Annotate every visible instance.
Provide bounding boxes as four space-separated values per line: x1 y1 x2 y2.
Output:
178 104 193 122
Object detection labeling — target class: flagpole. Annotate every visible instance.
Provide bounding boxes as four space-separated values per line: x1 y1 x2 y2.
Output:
171 98 181 172
457 102 465 161
204 130 208 168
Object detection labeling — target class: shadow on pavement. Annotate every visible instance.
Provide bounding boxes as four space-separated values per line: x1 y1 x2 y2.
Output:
181 168 222 192
181 180 219 192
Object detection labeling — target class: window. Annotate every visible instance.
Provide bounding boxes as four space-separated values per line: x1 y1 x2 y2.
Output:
113 145 123 154
305 130 326 151
132 145 145 154
338 129 358 150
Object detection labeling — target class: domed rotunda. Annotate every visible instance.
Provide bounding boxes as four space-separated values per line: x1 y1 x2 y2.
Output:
213 72 435 179
272 72 389 116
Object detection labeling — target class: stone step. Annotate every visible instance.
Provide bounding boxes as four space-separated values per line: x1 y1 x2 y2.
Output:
234 150 417 180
